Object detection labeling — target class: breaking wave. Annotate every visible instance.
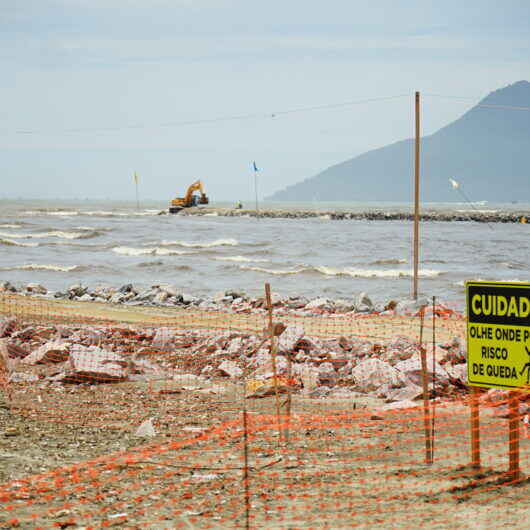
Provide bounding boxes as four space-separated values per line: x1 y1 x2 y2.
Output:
215 255 270 263
45 211 79 216
160 238 238 248
112 246 193 256
241 264 443 279
0 230 102 240
308 266 443 279
239 265 301 275
371 258 407 265
0 238 39 248
1 263 83 272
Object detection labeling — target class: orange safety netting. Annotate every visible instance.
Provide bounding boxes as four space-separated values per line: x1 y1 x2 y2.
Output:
0 291 528 528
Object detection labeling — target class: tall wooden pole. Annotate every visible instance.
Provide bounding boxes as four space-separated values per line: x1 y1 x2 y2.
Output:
413 91 420 300
470 386 481 469
508 391 521 481
419 307 432 464
265 283 282 445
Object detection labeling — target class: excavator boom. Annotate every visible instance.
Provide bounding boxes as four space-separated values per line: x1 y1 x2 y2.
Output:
169 179 209 213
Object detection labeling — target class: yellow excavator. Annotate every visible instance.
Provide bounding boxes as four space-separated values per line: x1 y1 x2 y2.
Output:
169 180 209 213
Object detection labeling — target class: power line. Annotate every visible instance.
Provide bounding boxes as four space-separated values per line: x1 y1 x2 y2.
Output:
4 94 409 136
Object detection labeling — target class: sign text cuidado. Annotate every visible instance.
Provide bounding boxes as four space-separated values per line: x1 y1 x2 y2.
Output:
467 281 530 391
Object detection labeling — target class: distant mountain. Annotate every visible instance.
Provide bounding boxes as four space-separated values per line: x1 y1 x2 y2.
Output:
267 81 530 202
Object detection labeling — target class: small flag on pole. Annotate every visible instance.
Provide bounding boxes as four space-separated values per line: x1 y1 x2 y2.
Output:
253 161 259 172
134 172 139 185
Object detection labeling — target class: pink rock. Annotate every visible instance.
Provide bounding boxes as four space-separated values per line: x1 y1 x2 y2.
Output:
22 341 70 365
63 345 128 383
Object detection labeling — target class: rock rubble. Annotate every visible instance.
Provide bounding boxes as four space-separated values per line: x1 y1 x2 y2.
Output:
0 280 460 319
0 314 471 406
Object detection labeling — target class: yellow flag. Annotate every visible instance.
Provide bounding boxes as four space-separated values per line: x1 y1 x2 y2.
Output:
133 172 139 185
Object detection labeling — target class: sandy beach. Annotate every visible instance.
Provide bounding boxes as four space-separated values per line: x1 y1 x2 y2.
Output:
1 288 528 528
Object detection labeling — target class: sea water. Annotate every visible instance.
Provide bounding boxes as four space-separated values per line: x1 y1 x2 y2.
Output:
1 199 529 309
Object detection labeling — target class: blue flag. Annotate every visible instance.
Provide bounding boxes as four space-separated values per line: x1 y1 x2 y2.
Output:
253 161 259 172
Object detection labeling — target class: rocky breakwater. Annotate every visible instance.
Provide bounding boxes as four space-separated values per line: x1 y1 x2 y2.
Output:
176 207 530 223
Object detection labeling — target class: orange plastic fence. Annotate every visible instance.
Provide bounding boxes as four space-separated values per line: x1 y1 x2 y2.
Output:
0 403 528 528
0 292 528 528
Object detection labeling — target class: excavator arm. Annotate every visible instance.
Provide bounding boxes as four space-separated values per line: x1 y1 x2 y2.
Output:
170 179 209 211
184 180 208 205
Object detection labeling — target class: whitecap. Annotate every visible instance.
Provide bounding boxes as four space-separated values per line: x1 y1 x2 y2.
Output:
371 258 408 265
241 264 443 279
1 264 80 272
85 210 116 216
160 238 238 248
0 238 39 248
0 224 21 228
0 230 100 240
47 211 79 216
112 246 192 256
132 210 163 216
240 265 302 275
309 266 443 279
215 255 270 263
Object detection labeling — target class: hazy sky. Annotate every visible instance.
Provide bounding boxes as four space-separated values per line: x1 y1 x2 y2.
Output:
2 0 530 201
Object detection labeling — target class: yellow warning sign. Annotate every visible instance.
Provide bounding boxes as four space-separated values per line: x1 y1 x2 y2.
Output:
467 281 530 391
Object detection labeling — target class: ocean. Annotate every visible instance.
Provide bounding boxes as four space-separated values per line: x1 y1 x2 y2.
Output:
1 199 529 309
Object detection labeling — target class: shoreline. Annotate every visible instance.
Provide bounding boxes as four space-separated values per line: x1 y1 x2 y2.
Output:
173 207 530 223
1 279 458 320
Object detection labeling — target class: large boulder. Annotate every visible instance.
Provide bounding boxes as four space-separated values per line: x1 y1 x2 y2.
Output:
63 345 128 383
318 362 338 386
354 292 374 312
394 357 449 387
26 283 47 294
445 363 468 384
151 327 175 350
0 318 16 338
351 359 408 393
292 363 320 393
395 298 429 316
225 337 244 355
22 341 70 365
216 360 243 378
276 326 306 353
68 283 87 298
305 298 330 310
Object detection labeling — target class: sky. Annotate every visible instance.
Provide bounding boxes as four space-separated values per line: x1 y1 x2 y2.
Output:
1 0 530 201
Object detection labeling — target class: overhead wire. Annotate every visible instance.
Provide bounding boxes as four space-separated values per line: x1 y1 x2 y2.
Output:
5 93 529 137
4 94 410 136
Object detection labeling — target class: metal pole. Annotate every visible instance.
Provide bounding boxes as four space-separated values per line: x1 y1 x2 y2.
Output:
413 91 420 300
254 170 259 217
